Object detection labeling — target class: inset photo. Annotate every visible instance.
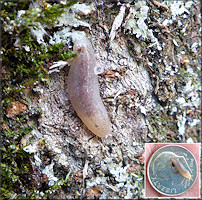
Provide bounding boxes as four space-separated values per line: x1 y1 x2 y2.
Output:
145 143 200 198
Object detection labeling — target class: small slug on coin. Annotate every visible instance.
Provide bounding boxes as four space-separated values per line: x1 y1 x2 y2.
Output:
67 37 112 137
171 157 193 180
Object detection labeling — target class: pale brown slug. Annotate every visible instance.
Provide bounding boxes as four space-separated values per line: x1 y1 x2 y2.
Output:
171 157 193 180
67 37 112 137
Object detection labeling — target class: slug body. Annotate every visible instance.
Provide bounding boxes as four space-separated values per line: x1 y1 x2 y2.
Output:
171 157 192 180
67 37 111 137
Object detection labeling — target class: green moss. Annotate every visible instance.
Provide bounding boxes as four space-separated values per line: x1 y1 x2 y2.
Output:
1 0 78 198
1 126 35 199
137 170 145 197
2 34 75 105
37 2 78 25
147 109 178 142
2 0 78 34
109 9 119 15
46 42 76 60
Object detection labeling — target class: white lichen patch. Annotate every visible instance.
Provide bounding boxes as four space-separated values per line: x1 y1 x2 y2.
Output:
86 176 108 187
191 42 200 53
169 1 193 20
34 154 42 166
86 157 141 198
56 3 94 28
23 139 43 153
174 61 201 136
71 2 96 15
101 157 129 182
30 128 43 138
28 2 95 46
177 111 187 136
186 137 194 143
42 161 58 186
30 26 49 45
49 27 72 45
58 153 69 166
33 86 44 94
125 1 162 50
190 119 200 127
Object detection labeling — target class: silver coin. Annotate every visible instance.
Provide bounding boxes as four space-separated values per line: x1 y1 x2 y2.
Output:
147 145 198 196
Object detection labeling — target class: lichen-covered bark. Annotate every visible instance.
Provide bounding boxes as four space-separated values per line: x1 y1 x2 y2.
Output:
1 0 200 199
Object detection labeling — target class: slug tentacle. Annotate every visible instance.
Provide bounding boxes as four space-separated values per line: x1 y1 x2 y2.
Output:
67 37 112 137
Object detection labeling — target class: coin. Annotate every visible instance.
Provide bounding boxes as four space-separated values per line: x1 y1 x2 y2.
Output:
147 145 197 196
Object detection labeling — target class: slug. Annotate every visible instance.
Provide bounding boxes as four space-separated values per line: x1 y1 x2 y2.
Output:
171 157 192 180
67 37 112 138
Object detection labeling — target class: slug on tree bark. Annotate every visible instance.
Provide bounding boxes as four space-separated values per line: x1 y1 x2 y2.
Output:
67 37 112 137
171 157 193 180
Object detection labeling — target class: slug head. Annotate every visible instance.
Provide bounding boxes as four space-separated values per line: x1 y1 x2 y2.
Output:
73 38 93 56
